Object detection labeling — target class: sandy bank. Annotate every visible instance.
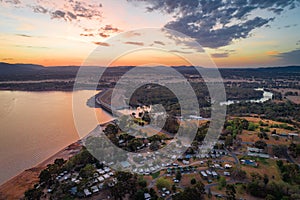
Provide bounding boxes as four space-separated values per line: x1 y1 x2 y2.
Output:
0 142 82 200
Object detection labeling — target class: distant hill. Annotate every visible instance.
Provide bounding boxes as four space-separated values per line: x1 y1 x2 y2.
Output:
0 62 79 81
219 66 300 79
0 62 299 81
0 62 44 73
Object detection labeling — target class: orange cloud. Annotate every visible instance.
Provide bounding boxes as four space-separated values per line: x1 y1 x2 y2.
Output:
266 51 279 55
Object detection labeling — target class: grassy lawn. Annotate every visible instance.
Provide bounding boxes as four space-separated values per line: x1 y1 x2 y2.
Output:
151 171 160 179
239 155 269 165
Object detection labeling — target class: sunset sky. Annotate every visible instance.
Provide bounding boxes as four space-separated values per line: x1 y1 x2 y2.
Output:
1 0 300 68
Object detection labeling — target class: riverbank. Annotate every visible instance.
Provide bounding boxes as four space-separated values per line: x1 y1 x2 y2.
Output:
0 142 82 200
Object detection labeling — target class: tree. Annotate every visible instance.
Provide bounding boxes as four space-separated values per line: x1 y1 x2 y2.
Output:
172 184 177 193
142 111 151 123
248 122 257 131
276 160 284 169
138 178 147 188
110 172 137 199
134 189 145 200
194 181 205 195
176 171 182 181
254 140 267 150
218 176 227 189
191 178 196 185
289 143 300 157
79 164 96 179
207 188 212 198
272 145 287 158
54 158 65 167
39 169 51 184
265 194 276 200
173 182 205 200
163 117 179 134
225 184 236 200
225 135 233 146
206 159 212 168
149 188 158 199
263 174 269 187
156 177 171 190
128 138 143 152
104 124 118 135
24 188 43 200
241 119 249 130
150 141 160 151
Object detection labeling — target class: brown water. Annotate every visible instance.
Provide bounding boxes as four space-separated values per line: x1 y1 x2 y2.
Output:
0 90 113 185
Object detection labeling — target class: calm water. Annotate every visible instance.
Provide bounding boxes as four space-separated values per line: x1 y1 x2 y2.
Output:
220 88 274 106
0 90 112 185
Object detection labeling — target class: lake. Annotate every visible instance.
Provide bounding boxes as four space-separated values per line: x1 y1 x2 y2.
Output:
220 88 274 106
0 90 113 185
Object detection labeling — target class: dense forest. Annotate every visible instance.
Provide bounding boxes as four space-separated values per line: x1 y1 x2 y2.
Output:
228 101 300 126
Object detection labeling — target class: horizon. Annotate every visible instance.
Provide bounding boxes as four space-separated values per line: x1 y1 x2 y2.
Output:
1 61 300 69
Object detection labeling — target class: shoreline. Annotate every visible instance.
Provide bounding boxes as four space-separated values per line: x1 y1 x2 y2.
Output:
0 141 82 200
0 88 108 92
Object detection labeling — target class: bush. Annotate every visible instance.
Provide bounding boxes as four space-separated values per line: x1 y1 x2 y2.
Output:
191 178 196 185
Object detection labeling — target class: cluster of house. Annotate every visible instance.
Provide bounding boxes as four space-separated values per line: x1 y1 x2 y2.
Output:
51 165 116 198
166 165 196 175
133 164 162 175
82 167 116 197
197 149 228 159
200 170 219 179
130 147 187 174
199 161 233 181
247 147 270 158
159 187 171 198
272 132 299 138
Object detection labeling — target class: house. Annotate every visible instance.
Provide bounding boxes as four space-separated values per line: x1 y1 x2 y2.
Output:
200 171 208 179
97 176 104 182
108 181 115 187
224 172 230 176
98 183 104 189
97 169 105 175
214 164 221 168
288 133 298 137
144 193 151 200
182 160 190 165
103 174 110 179
212 171 219 178
91 186 99 193
247 147 264 153
206 170 212 176
118 139 125 145
224 164 232 169
247 152 270 158
83 189 92 197
108 172 114 176
104 167 111 173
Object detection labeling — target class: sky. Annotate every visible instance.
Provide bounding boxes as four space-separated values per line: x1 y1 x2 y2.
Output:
0 0 300 68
